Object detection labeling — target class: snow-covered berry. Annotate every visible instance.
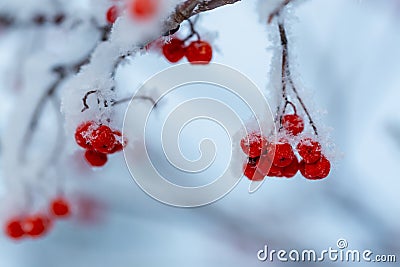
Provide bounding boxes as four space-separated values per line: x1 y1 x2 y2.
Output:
282 114 304 136
240 132 267 158
297 138 322 164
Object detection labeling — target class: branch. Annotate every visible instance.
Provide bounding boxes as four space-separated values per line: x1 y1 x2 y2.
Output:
162 0 242 36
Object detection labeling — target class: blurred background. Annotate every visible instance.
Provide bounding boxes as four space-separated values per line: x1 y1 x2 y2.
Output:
0 0 399 266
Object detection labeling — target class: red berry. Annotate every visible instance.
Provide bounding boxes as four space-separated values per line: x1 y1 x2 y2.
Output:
162 39 186 63
243 158 264 181
106 5 119 24
4 219 25 240
130 0 159 20
23 215 47 238
266 164 284 177
75 121 96 149
297 138 322 164
281 156 299 178
272 142 295 168
109 131 126 153
299 156 331 180
282 114 304 136
240 132 267 158
50 198 70 218
84 150 108 167
91 125 116 154
257 149 274 176
185 40 213 64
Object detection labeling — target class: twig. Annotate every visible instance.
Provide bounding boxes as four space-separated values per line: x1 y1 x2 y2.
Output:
268 0 293 24
278 23 318 135
111 96 157 107
81 90 98 112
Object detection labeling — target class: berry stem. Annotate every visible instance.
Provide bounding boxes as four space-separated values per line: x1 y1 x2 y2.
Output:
278 22 318 136
183 17 201 42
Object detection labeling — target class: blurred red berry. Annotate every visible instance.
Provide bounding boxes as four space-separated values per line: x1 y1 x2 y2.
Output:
162 39 186 63
130 0 159 20
75 121 96 149
106 5 119 24
185 40 213 64
51 198 70 218
240 132 267 158
4 219 25 240
84 150 108 167
282 114 304 136
297 138 322 164
23 215 47 238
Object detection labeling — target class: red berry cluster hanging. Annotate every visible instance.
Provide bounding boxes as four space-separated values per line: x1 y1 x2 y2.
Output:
75 121 126 167
241 132 330 182
4 197 71 240
240 21 333 183
162 19 213 65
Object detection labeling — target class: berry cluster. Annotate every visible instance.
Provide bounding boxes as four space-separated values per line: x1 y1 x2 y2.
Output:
106 0 159 24
241 113 331 181
4 197 70 240
162 38 213 65
75 121 126 167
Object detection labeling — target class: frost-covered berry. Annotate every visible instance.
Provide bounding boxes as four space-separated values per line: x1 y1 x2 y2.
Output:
4 219 25 240
185 40 213 64
109 131 126 154
162 39 186 63
282 114 304 136
297 138 322 164
23 215 48 238
243 158 264 181
75 121 96 149
106 5 119 24
240 132 267 158
50 198 70 218
84 150 108 167
299 156 331 180
130 0 159 20
91 125 116 154
272 142 295 168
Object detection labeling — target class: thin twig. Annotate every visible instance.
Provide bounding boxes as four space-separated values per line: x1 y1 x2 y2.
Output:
111 96 157 107
278 23 318 135
81 90 98 112
268 0 293 24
